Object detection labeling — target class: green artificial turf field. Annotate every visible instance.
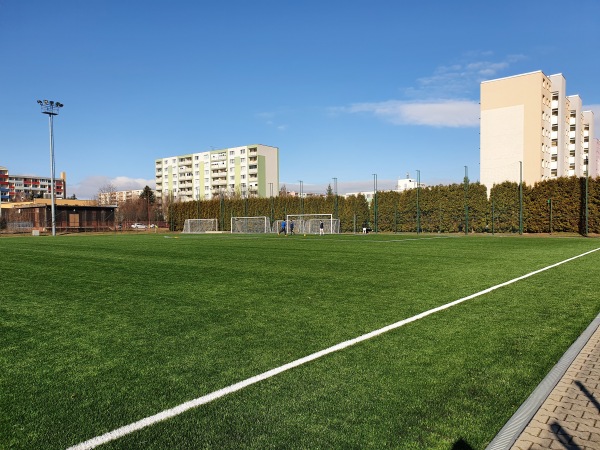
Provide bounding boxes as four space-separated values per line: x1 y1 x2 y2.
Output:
1 233 599 449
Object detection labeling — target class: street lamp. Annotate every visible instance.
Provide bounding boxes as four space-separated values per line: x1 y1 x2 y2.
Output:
37 99 64 236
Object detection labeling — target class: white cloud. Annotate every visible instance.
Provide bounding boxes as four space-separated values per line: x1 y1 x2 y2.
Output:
257 111 288 131
405 53 526 99
335 53 523 128
341 100 479 128
69 175 155 200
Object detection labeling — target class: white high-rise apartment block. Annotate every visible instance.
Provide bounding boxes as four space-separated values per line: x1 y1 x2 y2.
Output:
155 144 279 203
480 71 595 192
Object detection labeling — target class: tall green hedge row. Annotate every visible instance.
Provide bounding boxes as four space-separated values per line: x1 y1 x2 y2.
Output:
168 177 600 235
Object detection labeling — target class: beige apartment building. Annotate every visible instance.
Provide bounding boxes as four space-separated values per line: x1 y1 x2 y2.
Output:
480 71 596 192
155 144 279 203
98 189 144 206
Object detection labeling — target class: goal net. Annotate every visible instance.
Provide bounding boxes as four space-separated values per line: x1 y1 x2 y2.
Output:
285 214 340 234
182 218 218 233
231 216 270 233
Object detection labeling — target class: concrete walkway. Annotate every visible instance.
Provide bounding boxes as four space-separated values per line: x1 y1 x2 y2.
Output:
488 314 600 449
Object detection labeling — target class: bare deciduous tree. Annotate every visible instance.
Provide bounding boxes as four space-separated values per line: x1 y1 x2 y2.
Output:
97 184 117 205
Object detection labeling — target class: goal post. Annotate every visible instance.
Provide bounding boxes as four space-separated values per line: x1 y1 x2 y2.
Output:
231 216 270 233
285 214 340 234
182 218 218 233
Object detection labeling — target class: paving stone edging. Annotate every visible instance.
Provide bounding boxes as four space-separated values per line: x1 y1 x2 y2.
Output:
486 312 600 450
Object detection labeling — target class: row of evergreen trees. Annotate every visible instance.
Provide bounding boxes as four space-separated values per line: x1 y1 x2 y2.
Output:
168 177 599 235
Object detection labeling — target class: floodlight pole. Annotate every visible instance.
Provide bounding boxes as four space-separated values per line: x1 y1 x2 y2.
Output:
37 100 63 236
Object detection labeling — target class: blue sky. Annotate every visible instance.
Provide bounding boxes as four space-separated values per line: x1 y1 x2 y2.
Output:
1 0 599 199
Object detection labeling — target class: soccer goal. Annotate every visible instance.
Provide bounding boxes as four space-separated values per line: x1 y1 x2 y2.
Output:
182 218 219 233
285 214 340 234
231 216 270 233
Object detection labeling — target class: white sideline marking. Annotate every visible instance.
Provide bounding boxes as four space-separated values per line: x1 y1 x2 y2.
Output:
67 247 600 450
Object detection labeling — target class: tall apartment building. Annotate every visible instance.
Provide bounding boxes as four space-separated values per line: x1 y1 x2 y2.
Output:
480 71 595 192
155 144 279 203
0 166 66 202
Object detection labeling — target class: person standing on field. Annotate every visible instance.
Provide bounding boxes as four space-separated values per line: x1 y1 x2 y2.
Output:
280 219 286 235
290 220 295 235
319 220 324 235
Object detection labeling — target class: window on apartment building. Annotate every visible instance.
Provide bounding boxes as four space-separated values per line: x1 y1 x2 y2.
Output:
230 150 234 155
240 157 246 163
230 159 235 164
240 149 245 154
204 178 209 183
195 156 199 160
230 176 234 181
205 170 209 175
241 166 246 171
241 174 246 179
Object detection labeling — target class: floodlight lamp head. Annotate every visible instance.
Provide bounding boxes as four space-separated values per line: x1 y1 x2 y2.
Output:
44 100 48 105
37 100 43 105
49 101 54 106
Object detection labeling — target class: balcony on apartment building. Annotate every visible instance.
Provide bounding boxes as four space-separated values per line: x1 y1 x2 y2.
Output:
211 179 227 187
211 153 226 161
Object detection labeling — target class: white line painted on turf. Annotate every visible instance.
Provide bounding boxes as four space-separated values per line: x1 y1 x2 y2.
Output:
67 246 600 450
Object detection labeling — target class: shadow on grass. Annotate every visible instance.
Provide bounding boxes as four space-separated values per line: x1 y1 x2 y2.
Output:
451 438 474 450
550 422 582 450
